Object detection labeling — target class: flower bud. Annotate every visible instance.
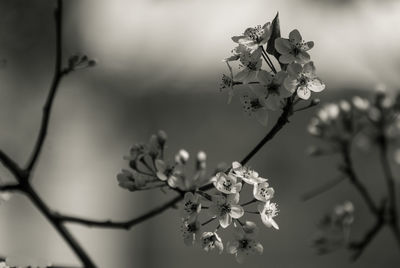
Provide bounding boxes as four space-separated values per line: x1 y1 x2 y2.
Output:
175 149 190 164
157 130 168 146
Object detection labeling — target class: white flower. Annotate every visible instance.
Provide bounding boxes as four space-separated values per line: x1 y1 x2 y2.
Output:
240 89 269 126
181 219 201 246
232 23 272 52
257 200 279 229
209 193 244 228
352 96 370 111
116 169 148 191
155 159 178 183
231 162 267 185
181 192 202 222
200 232 224 254
235 46 263 84
253 182 274 202
253 70 293 111
275 29 314 64
284 62 325 100
227 221 264 263
213 172 242 194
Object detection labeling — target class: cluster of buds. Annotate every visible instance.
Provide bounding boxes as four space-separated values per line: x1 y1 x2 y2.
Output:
67 53 97 72
312 201 354 255
221 13 325 125
117 131 208 192
180 162 279 263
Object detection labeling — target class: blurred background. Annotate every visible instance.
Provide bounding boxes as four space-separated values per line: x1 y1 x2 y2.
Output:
0 0 400 267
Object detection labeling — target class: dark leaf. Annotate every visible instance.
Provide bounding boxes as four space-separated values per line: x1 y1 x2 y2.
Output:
266 12 287 69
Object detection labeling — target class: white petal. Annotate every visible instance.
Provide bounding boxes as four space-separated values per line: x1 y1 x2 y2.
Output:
297 86 311 100
275 38 292 54
230 205 244 219
255 109 269 126
308 78 325 92
289 29 302 44
279 53 295 64
220 214 232 228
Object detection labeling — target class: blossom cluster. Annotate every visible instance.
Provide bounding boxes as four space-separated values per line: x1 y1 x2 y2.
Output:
180 162 279 263
221 13 325 125
312 201 354 255
308 86 400 157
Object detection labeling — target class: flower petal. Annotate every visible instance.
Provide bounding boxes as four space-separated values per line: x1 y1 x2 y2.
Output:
275 38 292 54
308 78 325 92
279 53 295 64
289 29 302 44
297 86 311 100
220 213 232 228
230 205 245 219
255 109 269 126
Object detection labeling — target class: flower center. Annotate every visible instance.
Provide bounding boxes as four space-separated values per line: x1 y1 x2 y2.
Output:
222 180 233 191
246 25 263 43
298 76 309 86
250 99 263 111
239 239 250 249
184 200 198 213
268 83 280 95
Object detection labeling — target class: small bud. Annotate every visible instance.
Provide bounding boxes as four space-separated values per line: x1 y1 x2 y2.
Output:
157 130 168 146
339 100 351 112
175 149 189 164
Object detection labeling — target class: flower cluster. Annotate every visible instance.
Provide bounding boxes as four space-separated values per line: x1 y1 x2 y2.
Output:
117 131 208 193
308 86 400 156
312 201 354 255
221 13 325 126
179 162 278 263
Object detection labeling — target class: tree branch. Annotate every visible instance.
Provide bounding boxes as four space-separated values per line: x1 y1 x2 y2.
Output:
0 150 23 179
341 143 379 215
0 184 20 192
25 0 66 175
57 194 183 229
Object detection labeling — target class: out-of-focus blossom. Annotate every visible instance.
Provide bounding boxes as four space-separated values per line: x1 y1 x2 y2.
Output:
235 47 263 84
181 192 202 222
240 89 269 126
200 232 224 254
227 221 263 263
116 169 148 191
181 219 201 246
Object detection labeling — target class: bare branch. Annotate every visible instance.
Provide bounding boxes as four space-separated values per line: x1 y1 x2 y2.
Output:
0 184 20 192
0 150 23 179
25 0 67 175
57 194 183 229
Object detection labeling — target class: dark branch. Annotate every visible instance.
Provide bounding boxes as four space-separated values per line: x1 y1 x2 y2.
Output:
57 194 183 229
25 0 67 174
0 184 21 192
0 150 23 179
349 218 384 261
240 95 294 166
341 143 379 215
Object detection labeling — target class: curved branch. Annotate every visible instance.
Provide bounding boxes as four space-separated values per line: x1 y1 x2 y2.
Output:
25 0 66 174
0 150 23 179
57 194 183 229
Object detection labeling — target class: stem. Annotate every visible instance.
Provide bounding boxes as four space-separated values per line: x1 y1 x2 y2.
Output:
240 95 294 166
201 217 216 226
25 0 66 175
0 184 21 192
261 47 277 74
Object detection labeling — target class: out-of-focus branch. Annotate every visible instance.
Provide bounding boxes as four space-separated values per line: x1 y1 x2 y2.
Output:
56 194 184 229
349 216 384 261
341 143 379 215
0 184 21 192
378 133 400 247
0 150 23 179
302 176 345 202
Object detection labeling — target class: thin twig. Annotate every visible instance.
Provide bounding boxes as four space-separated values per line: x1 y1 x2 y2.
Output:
57 194 183 229
25 0 67 175
0 150 23 179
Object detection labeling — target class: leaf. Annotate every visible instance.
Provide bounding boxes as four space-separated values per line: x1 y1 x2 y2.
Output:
266 12 281 58
266 12 287 69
